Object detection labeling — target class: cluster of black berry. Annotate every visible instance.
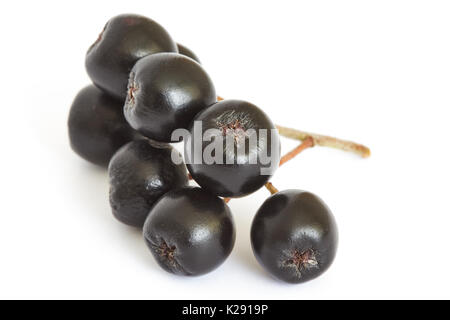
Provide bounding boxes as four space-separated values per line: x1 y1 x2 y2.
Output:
69 14 368 284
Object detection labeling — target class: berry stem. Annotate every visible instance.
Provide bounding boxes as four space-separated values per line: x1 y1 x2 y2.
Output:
265 182 279 195
263 137 314 196
279 136 315 166
276 125 371 158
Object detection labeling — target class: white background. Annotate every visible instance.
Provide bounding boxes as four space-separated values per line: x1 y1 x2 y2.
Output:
1 0 449 300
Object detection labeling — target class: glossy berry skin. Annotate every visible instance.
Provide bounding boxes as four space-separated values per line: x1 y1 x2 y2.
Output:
176 43 200 63
185 100 280 198
124 53 216 142
86 14 177 99
143 187 235 276
68 85 140 167
108 139 189 228
251 190 338 284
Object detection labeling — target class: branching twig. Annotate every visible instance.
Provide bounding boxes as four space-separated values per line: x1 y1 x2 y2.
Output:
188 102 370 201
279 136 315 166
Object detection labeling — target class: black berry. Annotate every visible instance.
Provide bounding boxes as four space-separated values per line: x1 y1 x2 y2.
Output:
108 138 188 228
185 99 280 197
86 14 177 99
251 190 338 284
124 52 216 142
68 85 140 167
143 186 235 276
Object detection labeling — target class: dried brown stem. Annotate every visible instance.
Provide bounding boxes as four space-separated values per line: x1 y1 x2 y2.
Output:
276 125 371 158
